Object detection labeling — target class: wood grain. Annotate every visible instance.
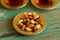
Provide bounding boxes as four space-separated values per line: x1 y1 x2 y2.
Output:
0 0 60 40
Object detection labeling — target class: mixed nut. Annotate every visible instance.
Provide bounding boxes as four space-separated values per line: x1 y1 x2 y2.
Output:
17 12 43 32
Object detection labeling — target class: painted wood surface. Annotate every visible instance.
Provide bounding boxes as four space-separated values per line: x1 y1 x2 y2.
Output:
0 0 60 40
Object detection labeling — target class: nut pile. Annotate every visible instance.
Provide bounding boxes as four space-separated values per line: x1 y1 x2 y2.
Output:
18 12 43 32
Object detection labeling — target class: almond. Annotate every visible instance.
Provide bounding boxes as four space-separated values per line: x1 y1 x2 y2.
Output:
33 27 37 31
22 25 26 31
39 20 43 25
27 18 30 22
28 24 34 28
27 21 30 25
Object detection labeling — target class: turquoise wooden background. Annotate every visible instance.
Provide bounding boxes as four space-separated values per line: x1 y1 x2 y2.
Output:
0 0 60 40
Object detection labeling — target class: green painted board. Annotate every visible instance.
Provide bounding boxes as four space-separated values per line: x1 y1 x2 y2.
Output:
0 0 60 40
